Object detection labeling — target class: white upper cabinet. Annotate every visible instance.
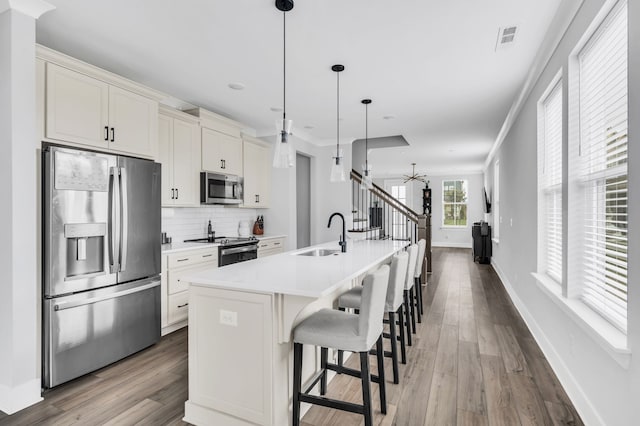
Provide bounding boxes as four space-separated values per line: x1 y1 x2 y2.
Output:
242 136 271 208
159 108 200 207
46 63 109 149
186 108 244 177
44 61 158 158
202 128 243 176
107 85 157 158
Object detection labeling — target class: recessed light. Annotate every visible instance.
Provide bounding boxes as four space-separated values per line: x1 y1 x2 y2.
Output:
383 115 396 120
304 125 314 130
228 82 245 90
270 107 283 112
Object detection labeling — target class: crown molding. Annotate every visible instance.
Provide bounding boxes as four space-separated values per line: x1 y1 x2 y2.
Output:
0 0 55 18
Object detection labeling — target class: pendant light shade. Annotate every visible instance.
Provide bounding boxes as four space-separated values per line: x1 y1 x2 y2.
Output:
273 118 294 168
273 1 295 168
361 98 373 190
330 64 346 182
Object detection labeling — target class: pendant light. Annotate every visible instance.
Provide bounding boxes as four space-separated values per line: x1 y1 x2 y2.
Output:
361 99 373 190
330 64 346 182
403 163 428 183
273 0 295 168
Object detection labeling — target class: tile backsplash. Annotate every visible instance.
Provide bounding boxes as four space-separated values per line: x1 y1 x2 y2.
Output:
162 206 258 242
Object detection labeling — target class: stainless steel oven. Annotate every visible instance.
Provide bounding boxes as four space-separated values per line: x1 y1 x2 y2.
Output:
200 172 243 205
219 242 258 266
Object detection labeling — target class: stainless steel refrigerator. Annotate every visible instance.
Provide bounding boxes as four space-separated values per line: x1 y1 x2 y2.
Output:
42 145 161 388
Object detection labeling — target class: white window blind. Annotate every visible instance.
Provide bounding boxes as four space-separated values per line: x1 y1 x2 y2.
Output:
571 0 628 332
538 80 563 283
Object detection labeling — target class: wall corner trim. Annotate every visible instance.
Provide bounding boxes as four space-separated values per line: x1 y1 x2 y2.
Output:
490 260 606 426
0 0 55 18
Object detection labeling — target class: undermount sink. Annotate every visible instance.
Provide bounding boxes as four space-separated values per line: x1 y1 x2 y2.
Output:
295 248 341 257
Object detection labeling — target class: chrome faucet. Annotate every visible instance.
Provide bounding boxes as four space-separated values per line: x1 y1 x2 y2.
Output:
328 212 347 253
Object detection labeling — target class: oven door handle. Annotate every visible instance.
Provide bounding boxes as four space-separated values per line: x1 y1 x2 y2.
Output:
220 245 258 256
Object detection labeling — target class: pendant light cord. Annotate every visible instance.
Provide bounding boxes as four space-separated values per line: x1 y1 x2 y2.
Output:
336 71 340 161
365 102 368 172
283 11 286 122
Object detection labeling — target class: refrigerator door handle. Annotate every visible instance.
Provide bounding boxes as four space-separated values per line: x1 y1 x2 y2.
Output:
53 280 160 311
108 167 120 273
119 167 129 272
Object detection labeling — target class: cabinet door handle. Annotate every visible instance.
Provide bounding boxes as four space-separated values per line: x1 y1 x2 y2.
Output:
171 188 175 199
220 159 224 169
104 126 109 141
202 254 213 258
177 303 189 308
176 258 189 262
274 242 281 245
255 194 259 203
110 127 115 142
175 188 179 199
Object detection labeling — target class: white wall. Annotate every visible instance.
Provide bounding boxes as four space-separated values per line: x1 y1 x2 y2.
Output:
0 7 45 414
261 136 353 251
429 173 484 248
484 0 640 424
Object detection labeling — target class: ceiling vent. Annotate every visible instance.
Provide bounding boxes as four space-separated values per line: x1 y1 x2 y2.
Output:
495 26 517 51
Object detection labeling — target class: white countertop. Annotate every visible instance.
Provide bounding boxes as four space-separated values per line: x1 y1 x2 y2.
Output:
161 241 219 254
184 239 407 298
161 234 287 254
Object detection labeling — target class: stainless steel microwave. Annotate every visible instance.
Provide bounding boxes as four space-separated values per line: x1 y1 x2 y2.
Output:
200 172 243 204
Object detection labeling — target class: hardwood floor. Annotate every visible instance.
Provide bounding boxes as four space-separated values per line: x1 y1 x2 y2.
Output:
0 248 582 426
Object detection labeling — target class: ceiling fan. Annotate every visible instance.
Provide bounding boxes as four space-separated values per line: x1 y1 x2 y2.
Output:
403 163 428 184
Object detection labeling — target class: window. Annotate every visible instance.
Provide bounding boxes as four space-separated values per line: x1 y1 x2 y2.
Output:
384 180 411 240
493 161 500 240
569 0 628 332
442 180 468 227
537 77 563 284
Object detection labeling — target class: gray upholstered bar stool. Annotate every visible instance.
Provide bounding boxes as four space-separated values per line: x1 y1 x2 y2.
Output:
403 244 419 345
337 251 409 383
414 239 427 323
292 265 390 426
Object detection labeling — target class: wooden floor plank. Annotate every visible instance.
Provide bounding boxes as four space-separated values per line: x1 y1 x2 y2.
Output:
424 372 457 426
508 374 553 426
457 409 488 426
494 325 531 376
456 341 486 415
480 355 521 426
103 398 162 426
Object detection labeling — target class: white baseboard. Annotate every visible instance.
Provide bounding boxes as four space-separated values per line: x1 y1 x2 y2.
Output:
0 379 42 415
490 260 604 426
432 241 472 248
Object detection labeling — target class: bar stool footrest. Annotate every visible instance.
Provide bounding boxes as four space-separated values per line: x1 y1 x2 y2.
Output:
299 394 365 415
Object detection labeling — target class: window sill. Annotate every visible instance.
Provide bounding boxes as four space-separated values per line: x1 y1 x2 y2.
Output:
531 272 631 369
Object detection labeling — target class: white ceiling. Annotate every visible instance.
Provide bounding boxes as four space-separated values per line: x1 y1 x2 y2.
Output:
36 0 562 175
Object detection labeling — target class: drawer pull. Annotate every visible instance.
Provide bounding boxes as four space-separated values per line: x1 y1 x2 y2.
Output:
274 242 281 245
202 254 213 258
260 244 268 248
176 258 189 262
177 303 189 308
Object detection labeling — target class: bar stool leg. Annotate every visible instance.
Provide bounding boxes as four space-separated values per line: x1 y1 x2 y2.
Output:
320 347 328 395
398 305 407 364
375 335 387 414
359 351 373 426
388 312 399 384
337 307 345 371
292 342 303 426
418 276 425 315
409 287 417 334
415 278 422 324
403 290 412 346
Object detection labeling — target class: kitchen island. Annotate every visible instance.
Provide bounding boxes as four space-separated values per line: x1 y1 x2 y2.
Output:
182 239 407 426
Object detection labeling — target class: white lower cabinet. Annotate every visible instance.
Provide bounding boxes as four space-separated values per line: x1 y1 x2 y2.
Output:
161 247 218 334
257 237 285 258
